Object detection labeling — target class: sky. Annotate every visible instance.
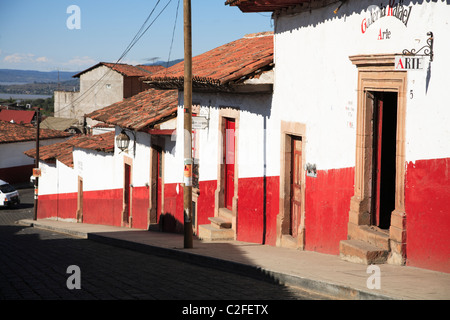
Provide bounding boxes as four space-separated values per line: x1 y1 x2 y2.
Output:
0 0 273 72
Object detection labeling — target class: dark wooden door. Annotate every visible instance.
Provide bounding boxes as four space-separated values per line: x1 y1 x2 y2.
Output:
290 136 302 237
225 118 235 210
156 149 162 222
124 163 131 224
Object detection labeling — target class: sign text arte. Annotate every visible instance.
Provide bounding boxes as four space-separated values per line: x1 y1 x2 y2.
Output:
361 0 412 34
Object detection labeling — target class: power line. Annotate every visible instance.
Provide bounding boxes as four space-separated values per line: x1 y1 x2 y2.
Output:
56 0 173 116
166 0 181 71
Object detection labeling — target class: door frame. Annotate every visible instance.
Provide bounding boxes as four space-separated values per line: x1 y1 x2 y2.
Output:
149 142 164 228
122 156 133 227
215 107 239 232
348 54 407 265
224 117 236 211
277 120 306 249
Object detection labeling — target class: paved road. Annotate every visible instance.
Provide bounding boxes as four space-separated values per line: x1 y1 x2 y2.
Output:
0 188 330 302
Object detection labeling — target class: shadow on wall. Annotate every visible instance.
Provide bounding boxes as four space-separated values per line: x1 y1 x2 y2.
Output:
159 212 184 234
274 0 434 33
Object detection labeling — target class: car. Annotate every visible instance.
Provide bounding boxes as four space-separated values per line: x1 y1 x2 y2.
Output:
0 179 20 207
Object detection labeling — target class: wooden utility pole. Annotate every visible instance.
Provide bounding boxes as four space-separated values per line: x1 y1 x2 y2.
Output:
33 107 40 221
183 0 193 248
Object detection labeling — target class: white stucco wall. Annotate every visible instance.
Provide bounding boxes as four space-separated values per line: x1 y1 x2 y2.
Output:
39 160 77 196
173 90 276 184
0 138 69 169
273 0 450 169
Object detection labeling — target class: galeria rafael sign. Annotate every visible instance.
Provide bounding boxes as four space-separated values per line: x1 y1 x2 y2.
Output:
361 0 412 34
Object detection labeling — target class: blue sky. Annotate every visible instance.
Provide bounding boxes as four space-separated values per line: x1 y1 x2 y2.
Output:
0 0 273 72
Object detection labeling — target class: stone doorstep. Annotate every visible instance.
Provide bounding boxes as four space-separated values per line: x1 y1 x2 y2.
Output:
208 216 232 229
197 224 235 241
339 239 389 265
218 207 233 220
349 224 390 251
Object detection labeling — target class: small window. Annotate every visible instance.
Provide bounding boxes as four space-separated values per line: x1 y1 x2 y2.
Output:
106 84 111 89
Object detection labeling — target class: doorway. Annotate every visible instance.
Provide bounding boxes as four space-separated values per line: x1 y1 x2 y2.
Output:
156 147 162 223
290 136 302 237
224 118 235 211
123 163 131 226
371 92 397 229
346 54 408 264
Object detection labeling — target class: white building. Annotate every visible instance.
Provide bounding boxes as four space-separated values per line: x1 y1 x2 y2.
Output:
227 0 450 273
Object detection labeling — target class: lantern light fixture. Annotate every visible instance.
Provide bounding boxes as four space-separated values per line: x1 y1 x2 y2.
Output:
116 130 130 152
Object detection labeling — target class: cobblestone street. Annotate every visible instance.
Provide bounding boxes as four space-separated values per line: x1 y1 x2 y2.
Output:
0 188 328 301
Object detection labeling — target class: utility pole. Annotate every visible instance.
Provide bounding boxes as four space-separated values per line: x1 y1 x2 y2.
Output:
33 107 40 221
183 0 193 248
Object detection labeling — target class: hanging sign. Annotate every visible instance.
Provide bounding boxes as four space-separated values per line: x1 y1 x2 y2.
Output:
395 56 424 70
192 116 208 129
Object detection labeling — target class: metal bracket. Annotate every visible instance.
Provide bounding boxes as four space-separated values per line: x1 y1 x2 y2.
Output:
402 32 434 62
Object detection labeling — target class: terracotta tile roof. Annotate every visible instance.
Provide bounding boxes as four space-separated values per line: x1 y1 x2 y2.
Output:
73 62 163 78
24 132 115 168
0 109 35 124
86 88 178 131
0 120 71 144
225 0 308 12
144 32 273 90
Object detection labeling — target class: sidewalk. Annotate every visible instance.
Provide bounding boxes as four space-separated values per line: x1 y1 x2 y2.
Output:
18 218 450 300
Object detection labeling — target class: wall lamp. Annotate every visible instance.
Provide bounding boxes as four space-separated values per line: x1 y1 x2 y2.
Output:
116 130 131 152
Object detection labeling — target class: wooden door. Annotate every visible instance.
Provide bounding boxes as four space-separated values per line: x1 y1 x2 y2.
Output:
374 97 384 227
156 149 162 222
124 163 131 224
290 137 302 237
225 118 235 210
290 136 302 237
372 92 397 229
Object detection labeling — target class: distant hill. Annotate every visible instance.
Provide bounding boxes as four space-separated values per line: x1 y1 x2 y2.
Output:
0 69 79 84
144 59 183 68
0 80 80 96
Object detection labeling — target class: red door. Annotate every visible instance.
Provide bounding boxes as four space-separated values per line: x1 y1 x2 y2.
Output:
124 164 131 225
156 149 162 222
290 137 302 237
374 98 384 227
225 118 235 210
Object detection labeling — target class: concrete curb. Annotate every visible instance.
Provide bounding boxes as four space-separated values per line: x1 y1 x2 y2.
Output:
18 219 398 300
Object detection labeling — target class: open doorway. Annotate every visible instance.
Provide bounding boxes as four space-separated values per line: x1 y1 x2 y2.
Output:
371 92 397 229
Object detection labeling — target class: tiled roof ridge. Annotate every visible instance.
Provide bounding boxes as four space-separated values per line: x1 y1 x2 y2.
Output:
86 88 178 131
143 33 273 89
0 120 71 144
243 31 274 38
23 132 115 167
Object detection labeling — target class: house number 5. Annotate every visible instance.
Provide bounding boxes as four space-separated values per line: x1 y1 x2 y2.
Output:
410 90 414 99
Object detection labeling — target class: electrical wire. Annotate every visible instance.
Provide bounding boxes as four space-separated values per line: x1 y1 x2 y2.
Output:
55 0 173 116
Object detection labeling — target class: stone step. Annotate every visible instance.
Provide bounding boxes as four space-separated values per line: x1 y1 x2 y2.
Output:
198 224 234 241
349 224 390 251
208 216 232 229
218 207 233 220
339 239 389 265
